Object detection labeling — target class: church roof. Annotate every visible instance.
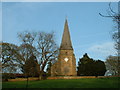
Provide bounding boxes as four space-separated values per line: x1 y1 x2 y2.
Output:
60 19 73 50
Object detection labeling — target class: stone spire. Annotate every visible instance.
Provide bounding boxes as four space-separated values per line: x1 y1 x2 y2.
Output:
60 19 73 50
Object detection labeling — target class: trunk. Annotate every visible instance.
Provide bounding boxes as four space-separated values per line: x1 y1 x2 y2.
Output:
26 76 28 88
39 71 44 80
41 60 48 71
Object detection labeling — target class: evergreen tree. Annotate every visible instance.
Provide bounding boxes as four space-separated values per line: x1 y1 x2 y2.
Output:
23 54 40 77
94 60 106 76
77 53 106 76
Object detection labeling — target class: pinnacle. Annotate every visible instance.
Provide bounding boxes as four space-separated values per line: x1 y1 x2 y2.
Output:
60 19 73 50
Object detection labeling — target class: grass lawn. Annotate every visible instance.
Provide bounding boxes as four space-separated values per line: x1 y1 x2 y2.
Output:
2 77 120 88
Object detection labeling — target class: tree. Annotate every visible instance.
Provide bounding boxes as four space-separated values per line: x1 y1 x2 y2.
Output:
94 60 106 76
46 61 52 76
1 31 59 80
0 42 22 81
99 2 120 55
18 31 59 78
37 32 59 74
77 53 94 76
21 53 40 88
105 55 120 76
77 53 106 76
99 2 120 76
23 54 40 77
1 42 38 73
17 43 39 73
0 42 19 73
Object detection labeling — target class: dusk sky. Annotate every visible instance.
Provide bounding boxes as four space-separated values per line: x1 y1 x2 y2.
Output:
1 2 118 64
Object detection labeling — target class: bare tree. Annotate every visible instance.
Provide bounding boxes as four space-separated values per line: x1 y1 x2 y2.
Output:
1 31 58 80
99 2 120 76
105 55 120 76
99 2 120 55
18 31 59 78
36 32 59 75
18 31 37 45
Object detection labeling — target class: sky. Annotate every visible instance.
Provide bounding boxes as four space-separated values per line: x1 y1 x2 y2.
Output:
1 0 119 2
1 2 118 64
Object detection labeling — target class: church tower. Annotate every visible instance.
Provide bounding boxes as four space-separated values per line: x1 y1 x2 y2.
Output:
51 19 77 76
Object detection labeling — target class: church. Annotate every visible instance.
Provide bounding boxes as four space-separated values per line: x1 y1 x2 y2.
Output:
51 19 77 76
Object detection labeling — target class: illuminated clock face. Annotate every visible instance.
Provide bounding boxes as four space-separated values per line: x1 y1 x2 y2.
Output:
64 58 69 62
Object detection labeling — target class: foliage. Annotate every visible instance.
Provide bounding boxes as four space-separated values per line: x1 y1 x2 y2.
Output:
18 43 39 73
77 53 106 76
1 31 59 78
94 60 106 76
0 42 20 73
23 54 40 77
105 55 120 76
17 31 59 75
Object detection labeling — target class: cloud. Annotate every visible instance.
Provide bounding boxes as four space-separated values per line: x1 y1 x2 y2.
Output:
87 42 117 59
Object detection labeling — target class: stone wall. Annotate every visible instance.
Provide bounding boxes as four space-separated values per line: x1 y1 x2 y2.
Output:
47 76 118 79
8 77 39 82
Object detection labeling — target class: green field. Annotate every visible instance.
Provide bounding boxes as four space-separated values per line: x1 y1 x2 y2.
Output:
2 77 120 88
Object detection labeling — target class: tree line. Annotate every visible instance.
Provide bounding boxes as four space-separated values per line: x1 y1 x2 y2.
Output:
1 31 59 80
1 30 118 80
